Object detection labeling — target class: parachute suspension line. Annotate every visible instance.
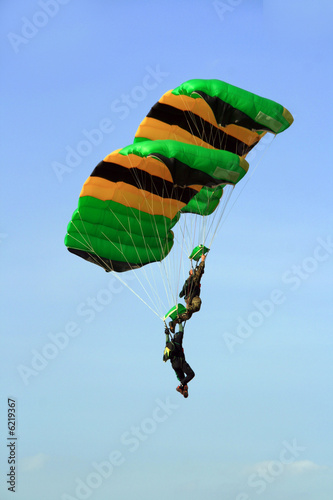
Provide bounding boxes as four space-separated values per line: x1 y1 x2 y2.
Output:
152 172 181 307
67 194 136 276
203 188 224 241
219 134 277 231
191 212 202 254
100 223 150 299
157 95 245 283
159 179 189 306
67 211 117 271
199 191 213 245
207 184 235 249
98 193 163 313
175 211 203 290
170 93 218 258
107 270 163 320
66 221 91 252
67 220 112 271
158 179 180 307
68 210 95 253
102 225 152 301
67 210 134 276
167 92 206 268
98 152 179 318
124 216 166 314
175 93 234 250
201 189 216 243
172 210 192 299
117 155 176 316
101 217 163 317
129 157 176 312
128 205 166 313
177 210 198 259
207 111 219 151
137 158 178 309
175 221 187 297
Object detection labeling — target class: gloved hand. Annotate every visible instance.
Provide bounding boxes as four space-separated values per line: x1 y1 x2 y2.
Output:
163 347 170 362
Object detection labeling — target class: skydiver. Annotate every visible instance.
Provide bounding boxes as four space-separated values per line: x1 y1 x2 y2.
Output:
169 254 206 332
163 322 195 398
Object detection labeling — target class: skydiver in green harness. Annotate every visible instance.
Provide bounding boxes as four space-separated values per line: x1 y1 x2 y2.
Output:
163 322 195 398
169 254 206 332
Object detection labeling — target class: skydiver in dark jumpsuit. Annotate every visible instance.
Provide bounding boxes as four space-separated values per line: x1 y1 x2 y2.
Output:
163 322 195 398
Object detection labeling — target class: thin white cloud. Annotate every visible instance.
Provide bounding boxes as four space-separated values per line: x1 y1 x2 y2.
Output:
244 459 325 477
286 460 325 474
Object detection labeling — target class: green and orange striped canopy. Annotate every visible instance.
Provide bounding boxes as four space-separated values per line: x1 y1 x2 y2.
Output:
65 79 293 273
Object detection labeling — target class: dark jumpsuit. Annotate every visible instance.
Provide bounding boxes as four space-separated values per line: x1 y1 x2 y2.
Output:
166 324 195 387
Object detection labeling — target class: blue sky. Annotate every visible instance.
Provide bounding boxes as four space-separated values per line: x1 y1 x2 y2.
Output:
1 1 332 499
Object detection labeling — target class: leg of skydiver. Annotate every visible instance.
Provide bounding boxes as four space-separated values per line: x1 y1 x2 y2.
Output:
170 295 202 330
172 358 195 398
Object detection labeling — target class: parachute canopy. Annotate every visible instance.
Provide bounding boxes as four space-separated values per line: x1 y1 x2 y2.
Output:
65 140 248 272
134 79 293 219
134 78 293 156
65 78 293 318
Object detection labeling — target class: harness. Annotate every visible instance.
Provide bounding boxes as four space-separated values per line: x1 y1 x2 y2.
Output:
185 266 201 301
163 321 186 361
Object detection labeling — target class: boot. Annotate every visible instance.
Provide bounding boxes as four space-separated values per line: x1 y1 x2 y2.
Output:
176 385 184 396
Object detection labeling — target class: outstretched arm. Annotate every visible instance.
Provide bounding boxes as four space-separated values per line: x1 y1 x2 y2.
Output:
173 322 184 345
194 260 205 283
164 325 170 344
179 279 188 298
